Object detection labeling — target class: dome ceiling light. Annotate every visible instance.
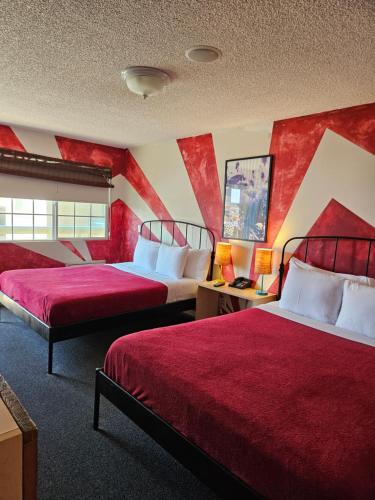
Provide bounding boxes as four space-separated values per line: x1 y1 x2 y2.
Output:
185 45 222 63
121 66 170 99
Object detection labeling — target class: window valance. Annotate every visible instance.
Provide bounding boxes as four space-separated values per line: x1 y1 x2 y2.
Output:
0 148 113 188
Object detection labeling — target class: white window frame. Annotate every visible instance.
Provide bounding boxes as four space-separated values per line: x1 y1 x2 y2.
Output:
0 199 109 242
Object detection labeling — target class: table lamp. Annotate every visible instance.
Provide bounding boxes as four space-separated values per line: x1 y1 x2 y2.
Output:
214 242 232 284
254 248 273 295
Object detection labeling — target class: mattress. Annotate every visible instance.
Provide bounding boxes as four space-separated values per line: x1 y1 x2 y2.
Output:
0 265 166 327
0 262 199 328
110 262 199 303
259 300 375 347
104 307 375 499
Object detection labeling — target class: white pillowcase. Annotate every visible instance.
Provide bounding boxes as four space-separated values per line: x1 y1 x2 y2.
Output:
133 236 160 271
184 248 211 280
293 257 375 287
280 258 345 324
156 244 189 279
336 281 375 338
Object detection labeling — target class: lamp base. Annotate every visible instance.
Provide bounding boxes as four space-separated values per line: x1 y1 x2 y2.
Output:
256 274 268 296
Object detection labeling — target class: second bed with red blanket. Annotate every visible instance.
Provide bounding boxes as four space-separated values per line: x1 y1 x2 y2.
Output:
104 307 375 499
0 265 168 327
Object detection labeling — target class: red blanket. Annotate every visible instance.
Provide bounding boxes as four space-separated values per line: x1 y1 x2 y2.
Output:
0 265 168 327
104 308 375 499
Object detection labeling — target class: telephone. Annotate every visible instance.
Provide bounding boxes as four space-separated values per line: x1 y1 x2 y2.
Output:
229 277 252 289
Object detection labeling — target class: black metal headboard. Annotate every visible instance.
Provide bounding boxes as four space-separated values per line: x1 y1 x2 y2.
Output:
140 219 216 280
277 235 374 299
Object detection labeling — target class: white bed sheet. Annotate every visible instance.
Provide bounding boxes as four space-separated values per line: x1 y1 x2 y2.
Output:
109 262 199 303
258 301 375 348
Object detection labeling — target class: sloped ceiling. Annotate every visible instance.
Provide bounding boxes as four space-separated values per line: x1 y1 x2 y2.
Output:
0 0 374 146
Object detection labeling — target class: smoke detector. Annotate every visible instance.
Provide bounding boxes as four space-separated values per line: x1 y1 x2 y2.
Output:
185 45 222 63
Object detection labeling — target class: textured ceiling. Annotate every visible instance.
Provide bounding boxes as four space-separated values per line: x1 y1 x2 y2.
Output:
0 0 374 147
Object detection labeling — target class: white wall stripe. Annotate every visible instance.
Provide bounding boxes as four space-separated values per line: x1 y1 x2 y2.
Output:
71 240 92 261
212 123 273 195
114 175 159 228
18 242 83 265
11 126 62 158
212 123 273 277
129 141 204 227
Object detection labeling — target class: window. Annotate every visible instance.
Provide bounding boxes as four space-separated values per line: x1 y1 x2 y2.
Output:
0 198 108 241
57 201 107 239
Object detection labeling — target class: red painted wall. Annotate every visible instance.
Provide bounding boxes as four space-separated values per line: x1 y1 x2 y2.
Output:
266 103 375 248
250 103 375 282
0 128 128 272
56 137 128 264
0 102 374 277
117 102 375 284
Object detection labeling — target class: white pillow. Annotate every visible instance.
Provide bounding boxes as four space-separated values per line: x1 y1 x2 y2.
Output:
280 258 345 324
133 236 160 271
184 249 211 280
336 281 375 338
156 244 189 279
292 257 375 287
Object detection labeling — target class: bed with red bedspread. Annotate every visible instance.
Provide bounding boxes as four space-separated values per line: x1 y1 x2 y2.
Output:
103 307 375 499
0 265 168 327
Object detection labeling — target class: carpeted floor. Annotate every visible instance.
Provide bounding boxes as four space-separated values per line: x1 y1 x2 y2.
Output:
0 306 219 500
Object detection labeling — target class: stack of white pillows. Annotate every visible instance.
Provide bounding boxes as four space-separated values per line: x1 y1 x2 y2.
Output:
133 235 211 281
280 257 375 338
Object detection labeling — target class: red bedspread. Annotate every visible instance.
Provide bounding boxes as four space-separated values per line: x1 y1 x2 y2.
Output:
0 265 168 327
104 308 375 499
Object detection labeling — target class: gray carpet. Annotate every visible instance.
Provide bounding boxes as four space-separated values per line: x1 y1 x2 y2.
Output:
0 306 218 500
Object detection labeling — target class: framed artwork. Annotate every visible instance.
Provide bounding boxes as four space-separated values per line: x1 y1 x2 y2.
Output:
222 155 273 242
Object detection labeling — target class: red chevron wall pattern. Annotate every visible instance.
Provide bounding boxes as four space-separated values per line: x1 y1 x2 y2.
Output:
0 102 374 289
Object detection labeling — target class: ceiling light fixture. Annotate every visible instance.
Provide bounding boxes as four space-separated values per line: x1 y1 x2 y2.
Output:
185 45 222 63
121 66 170 99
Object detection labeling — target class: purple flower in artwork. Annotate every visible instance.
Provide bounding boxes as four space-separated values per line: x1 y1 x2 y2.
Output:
228 174 247 186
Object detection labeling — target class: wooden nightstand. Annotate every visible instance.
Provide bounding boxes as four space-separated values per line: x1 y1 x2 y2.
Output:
196 281 277 320
0 375 37 500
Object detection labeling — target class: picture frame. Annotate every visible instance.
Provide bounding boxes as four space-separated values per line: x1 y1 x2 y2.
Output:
222 155 273 242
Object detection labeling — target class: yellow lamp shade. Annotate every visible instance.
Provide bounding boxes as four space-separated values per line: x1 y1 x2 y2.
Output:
214 242 231 266
254 248 273 275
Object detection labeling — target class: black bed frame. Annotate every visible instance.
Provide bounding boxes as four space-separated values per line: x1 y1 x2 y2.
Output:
94 235 374 499
277 235 374 299
0 220 215 374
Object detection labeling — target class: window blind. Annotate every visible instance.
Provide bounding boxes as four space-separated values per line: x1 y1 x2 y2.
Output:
0 148 113 187
0 148 113 203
